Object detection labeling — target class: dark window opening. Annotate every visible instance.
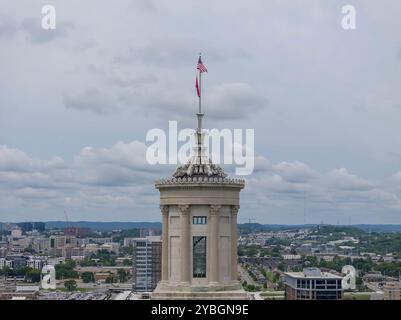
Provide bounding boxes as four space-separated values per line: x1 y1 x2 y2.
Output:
193 236 206 278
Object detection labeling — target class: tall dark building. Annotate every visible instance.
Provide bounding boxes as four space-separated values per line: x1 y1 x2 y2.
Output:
17 222 45 233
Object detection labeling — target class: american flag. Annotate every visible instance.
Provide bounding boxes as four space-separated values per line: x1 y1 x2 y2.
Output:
196 56 207 97
197 56 208 73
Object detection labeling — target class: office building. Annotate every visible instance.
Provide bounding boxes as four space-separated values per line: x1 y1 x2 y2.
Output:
284 268 343 300
49 235 67 257
132 236 162 292
32 238 50 254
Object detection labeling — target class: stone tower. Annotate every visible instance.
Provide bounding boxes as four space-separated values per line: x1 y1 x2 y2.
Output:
152 60 247 299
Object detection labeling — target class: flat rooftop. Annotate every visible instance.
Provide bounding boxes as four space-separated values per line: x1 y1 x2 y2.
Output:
284 268 342 279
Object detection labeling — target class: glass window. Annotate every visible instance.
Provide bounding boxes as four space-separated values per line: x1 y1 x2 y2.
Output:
193 236 206 278
193 216 207 224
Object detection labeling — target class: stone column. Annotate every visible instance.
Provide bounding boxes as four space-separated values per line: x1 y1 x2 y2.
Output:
230 205 239 281
160 205 169 283
209 205 221 284
179 205 191 285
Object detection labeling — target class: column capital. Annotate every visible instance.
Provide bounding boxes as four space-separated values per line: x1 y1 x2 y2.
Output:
230 205 240 216
178 204 190 215
160 205 169 216
209 205 221 216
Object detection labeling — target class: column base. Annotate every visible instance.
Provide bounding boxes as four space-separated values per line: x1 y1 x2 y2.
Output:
179 281 191 289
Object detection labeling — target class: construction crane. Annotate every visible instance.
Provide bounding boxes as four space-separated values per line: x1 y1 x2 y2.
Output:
64 210 71 229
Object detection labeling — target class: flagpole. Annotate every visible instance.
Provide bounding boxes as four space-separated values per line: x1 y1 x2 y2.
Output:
197 54 203 165
198 70 202 131
199 70 201 113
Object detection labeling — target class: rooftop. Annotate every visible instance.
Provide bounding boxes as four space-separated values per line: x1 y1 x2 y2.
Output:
284 268 343 279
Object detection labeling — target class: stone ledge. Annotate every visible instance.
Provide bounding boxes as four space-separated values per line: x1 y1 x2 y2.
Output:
156 177 245 187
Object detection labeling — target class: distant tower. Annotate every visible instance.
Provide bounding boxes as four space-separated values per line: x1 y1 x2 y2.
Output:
152 56 247 299
41 264 56 290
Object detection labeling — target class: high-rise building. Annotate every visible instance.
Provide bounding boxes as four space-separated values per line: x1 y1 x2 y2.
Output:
49 235 66 249
17 222 45 233
132 236 162 292
49 235 67 257
32 238 50 254
284 268 344 300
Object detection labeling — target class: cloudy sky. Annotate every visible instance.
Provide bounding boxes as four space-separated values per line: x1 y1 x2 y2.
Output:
1 0 401 224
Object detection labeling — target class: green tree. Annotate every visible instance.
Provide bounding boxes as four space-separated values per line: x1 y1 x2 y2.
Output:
64 280 77 291
55 260 79 280
0 266 11 276
117 269 128 282
25 268 41 283
123 259 132 266
81 272 95 283
80 259 97 267
105 275 116 283
247 284 255 291
89 250 116 266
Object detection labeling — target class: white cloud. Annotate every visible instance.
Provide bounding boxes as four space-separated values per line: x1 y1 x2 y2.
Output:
1 142 401 222
117 81 268 120
327 168 374 191
63 88 116 114
272 161 318 183
1 1 401 223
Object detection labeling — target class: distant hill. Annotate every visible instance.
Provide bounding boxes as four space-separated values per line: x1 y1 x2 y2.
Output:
353 224 401 233
2 221 401 233
45 221 162 231
238 223 401 233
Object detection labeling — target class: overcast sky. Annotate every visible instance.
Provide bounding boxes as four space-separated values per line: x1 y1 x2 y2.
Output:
1 0 401 224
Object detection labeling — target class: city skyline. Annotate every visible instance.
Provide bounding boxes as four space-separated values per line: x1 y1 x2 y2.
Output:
1 1 401 224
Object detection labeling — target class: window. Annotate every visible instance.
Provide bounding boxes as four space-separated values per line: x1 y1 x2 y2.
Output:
326 280 337 289
193 216 207 225
193 236 206 278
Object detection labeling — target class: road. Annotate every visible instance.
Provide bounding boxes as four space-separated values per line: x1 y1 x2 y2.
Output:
238 264 258 286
